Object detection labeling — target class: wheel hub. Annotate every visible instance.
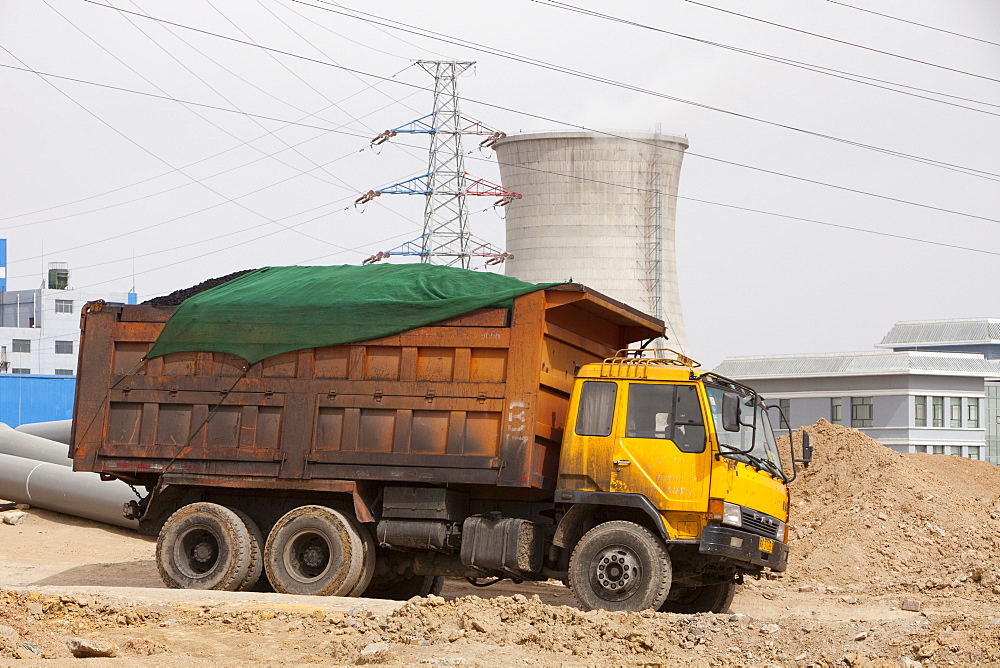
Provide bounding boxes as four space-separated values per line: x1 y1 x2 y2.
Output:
192 541 215 564
593 546 641 599
302 545 325 569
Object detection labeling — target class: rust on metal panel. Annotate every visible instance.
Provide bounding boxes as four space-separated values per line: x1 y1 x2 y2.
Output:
159 474 378 523
73 285 664 492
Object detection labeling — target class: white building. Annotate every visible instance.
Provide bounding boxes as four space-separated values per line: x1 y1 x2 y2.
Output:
0 257 135 376
713 318 1000 465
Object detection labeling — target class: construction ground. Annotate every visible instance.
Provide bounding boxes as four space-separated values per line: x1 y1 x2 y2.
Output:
1 421 999 666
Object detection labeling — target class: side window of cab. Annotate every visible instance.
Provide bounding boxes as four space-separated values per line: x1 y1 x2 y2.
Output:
626 383 706 453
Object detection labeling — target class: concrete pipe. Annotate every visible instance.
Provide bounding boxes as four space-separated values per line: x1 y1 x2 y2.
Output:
0 422 72 466
15 419 73 445
0 452 139 529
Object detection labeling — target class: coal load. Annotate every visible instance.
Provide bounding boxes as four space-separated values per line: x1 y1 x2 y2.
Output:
142 269 255 306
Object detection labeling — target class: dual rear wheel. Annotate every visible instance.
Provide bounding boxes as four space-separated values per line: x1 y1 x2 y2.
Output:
157 503 376 596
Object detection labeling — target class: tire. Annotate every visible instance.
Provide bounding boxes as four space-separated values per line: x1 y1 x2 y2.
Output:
568 520 672 612
263 505 366 596
660 580 737 614
156 502 253 591
346 516 377 597
229 508 264 592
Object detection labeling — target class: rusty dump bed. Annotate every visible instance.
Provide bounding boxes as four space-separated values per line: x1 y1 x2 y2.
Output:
71 285 662 492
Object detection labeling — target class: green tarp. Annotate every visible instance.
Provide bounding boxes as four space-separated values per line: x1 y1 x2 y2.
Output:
147 264 563 364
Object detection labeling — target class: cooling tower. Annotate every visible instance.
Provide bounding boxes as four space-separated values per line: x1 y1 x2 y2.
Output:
494 131 690 354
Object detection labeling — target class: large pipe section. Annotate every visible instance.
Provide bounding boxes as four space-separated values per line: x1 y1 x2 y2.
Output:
0 452 139 529
0 422 71 466
14 419 72 445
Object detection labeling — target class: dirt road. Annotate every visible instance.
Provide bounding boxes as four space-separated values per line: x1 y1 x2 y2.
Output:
2 422 999 664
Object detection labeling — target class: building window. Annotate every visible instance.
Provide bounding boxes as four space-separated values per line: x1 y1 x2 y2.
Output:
948 445 962 456
55 340 74 355
12 339 30 353
949 398 962 428
850 397 873 428
913 445 928 453
914 396 926 427
55 299 74 314
11 368 30 374
967 399 980 428
54 369 74 376
932 444 944 454
779 398 790 424
830 397 841 424
968 447 980 460
932 397 944 427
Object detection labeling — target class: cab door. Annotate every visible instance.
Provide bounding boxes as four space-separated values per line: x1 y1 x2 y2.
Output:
610 383 712 513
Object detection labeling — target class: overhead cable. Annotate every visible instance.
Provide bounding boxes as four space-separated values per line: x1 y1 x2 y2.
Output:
79 0 997 182
531 0 1000 115
826 0 1000 49
4 58 1000 227
683 0 1000 85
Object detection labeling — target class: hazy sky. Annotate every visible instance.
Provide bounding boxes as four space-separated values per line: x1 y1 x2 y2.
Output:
2 0 998 367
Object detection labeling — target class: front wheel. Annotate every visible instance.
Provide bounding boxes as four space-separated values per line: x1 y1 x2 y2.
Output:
568 521 671 612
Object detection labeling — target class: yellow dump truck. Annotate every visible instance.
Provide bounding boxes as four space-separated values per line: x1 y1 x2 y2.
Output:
71 265 809 612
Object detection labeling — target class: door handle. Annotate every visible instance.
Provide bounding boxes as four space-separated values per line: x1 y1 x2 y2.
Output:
613 459 631 466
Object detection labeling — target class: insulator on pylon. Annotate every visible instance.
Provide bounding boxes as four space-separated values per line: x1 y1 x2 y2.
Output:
355 190 381 207
485 252 514 266
480 131 507 148
371 130 398 146
494 192 522 207
362 251 392 265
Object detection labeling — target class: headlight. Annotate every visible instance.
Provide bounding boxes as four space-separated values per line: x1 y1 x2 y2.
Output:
722 502 742 527
774 520 786 542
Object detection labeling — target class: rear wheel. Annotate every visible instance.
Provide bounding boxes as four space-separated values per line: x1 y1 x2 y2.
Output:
568 521 671 612
346 516 377 597
230 508 264 592
156 502 253 591
660 580 737 614
264 505 366 596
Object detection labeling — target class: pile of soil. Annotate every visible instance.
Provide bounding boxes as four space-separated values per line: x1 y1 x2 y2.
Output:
785 420 1000 599
5 588 999 665
142 269 255 306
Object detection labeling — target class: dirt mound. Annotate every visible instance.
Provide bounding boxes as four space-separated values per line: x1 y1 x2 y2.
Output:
142 269 255 306
786 420 1000 598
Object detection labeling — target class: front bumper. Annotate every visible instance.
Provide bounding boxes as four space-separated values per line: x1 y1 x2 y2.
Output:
699 525 788 572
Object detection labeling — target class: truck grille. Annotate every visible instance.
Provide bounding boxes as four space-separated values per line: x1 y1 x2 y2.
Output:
742 509 780 539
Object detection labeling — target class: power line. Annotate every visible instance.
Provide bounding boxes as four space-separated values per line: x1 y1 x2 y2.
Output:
3 89 422 230
457 152 1000 259
531 0 1000 116
273 0 452 61
80 0 998 182
289 0 998 180
0 43 345 263
826 0 1000 49
5 53 1000 228
106 0 364 195
683 0 1000 85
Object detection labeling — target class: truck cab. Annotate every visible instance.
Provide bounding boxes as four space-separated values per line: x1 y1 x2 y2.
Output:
555 351 795 612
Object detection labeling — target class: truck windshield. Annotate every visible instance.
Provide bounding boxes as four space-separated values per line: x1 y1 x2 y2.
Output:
705 387 784 478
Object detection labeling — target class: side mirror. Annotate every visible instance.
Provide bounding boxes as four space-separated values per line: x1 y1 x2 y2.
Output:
801 431 813 468
721 392 741 432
